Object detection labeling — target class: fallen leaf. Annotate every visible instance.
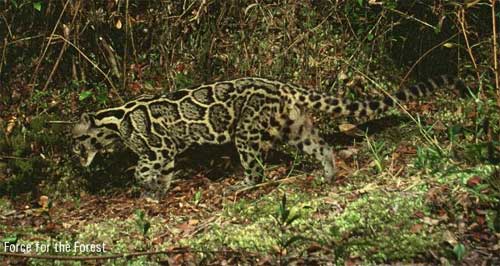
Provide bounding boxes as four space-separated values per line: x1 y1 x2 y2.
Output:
62 222 72 229
438 209 449 221
476 215 485 225
306 242 323 253
151 237 164 245
471 232 482 241
115 19 122 29
305 175 315 182
433 120 447 131
175 63 185 72
45 222 59 233
410 223 423 233
396 145 416 154
418 103 434 113
38 196 49 209
337 71 348 81
443 42 456 48
338 123 357 132
368 0 383 5
177 222 195 235
339 123 364 136
444 230 458 246
6 116 16 136
423 216 440 226
467 176 481 187
414 211 425 218
128 82 142 93
338 147 358 159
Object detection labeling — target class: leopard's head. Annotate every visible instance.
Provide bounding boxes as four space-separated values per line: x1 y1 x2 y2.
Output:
72 113 119 167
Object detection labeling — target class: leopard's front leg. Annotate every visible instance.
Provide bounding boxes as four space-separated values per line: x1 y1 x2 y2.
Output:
134 154 177 199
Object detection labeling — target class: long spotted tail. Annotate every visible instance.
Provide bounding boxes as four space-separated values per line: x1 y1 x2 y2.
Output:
303 75 467 118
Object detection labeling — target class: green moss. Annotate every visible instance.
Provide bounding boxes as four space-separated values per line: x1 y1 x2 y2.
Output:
19 214 172 266
185 190 321 254
183 186 442 263
0 197 11 207
184 222 276 252
223 191 319 221
332 191 441 262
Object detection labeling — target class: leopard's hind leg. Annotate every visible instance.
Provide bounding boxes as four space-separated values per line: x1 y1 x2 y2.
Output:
233 105 280 185
282 107 336 180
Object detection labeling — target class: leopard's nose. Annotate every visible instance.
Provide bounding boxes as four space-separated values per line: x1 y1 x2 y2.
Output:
80 157 89 167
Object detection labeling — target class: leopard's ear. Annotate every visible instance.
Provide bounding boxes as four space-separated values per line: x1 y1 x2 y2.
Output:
80 113 95 125
73 113 95 135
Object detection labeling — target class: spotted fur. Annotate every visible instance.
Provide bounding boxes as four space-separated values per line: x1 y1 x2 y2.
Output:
72 76 466 197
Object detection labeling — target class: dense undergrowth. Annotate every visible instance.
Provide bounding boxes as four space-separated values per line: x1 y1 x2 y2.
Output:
0 0 499 265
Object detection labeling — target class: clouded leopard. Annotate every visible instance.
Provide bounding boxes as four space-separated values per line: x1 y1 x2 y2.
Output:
72 76 466 198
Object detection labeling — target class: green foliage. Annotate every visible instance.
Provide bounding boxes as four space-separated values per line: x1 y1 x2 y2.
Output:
1 234 18 245
0 114 69 197
32 1 41 11
432 165 500 212
365 135 387 173
78 91 93 101
174 72 194 89
8 0 41 9
193 189 202 205
275 194 305 243
486 208 500 233
460 142 500 164
414 146 448 172
134 209 151 238
74 81 110 106
453 243 466 261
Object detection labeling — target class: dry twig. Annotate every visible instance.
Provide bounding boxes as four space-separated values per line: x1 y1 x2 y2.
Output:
491 1 500 111
122 0 130 92
41 1 82 94
0 249 186 261
29 0 71 91
457 7 481 82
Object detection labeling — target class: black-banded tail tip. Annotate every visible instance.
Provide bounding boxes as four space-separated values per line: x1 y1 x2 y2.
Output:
437 75 470 98
438 75 454 86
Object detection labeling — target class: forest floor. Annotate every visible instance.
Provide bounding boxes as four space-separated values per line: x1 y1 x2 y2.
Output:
1 99 500 265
